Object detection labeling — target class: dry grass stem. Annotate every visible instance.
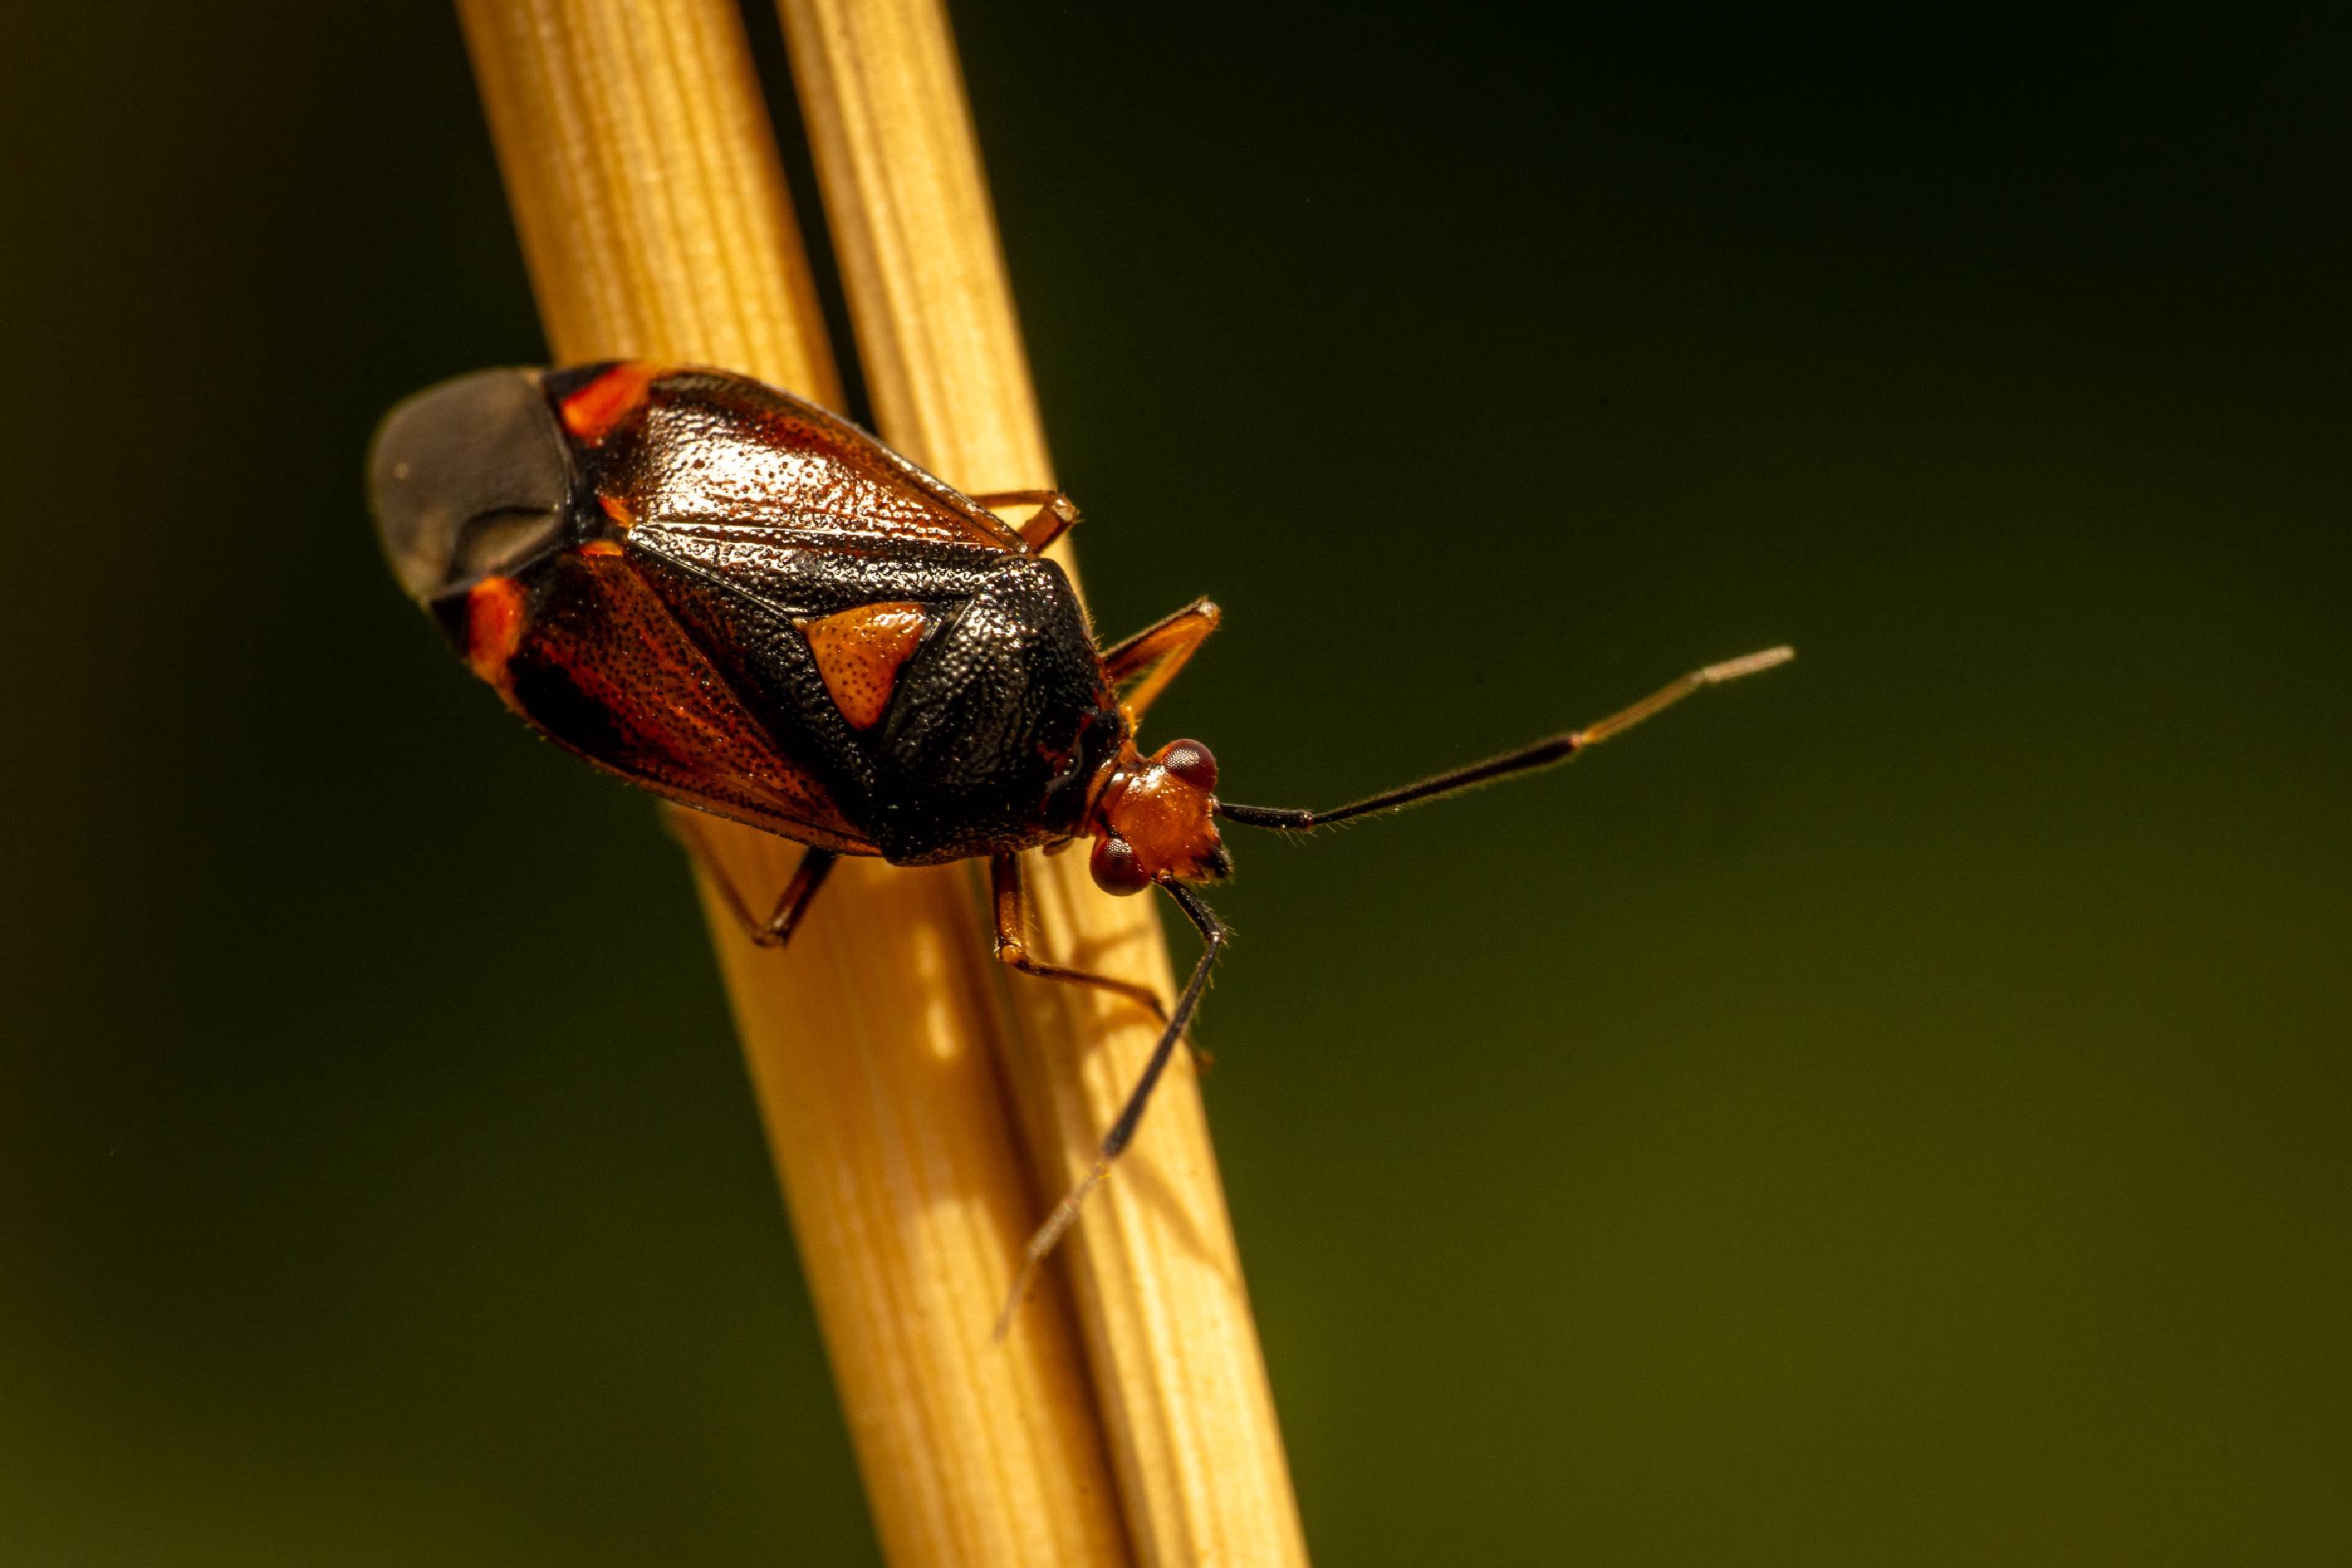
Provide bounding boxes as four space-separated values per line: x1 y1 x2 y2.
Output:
776 2 1310 1562
455 2 1129 1562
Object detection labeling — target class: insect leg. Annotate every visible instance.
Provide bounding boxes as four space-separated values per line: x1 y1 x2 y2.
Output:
996 883 1227 1339
1101 598 1221 724
969 488 1080 552
989 853 1168 1022
665 806 840 947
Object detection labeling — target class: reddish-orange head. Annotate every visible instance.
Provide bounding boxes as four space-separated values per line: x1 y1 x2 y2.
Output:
1085 738 1232 894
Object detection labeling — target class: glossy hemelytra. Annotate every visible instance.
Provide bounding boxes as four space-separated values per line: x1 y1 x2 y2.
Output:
369 360 1792 1327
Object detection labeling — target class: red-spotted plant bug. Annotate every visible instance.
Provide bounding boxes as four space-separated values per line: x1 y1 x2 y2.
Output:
370 361 1792 1323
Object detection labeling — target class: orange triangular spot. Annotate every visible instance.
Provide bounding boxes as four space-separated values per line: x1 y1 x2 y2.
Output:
559 363 660 444
799 602 929 729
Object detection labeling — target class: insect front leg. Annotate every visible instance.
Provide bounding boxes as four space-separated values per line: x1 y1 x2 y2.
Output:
1102 598 1221 725
995 882 1227 1338
665 806 839 947
969 488 1080 552
989 853 1168 1022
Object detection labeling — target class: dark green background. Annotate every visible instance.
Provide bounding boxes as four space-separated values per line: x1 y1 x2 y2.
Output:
5 2 2346 1562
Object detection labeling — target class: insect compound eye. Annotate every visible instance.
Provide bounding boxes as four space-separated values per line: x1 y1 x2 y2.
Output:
1089 835 1152 896
1160 739 1218 793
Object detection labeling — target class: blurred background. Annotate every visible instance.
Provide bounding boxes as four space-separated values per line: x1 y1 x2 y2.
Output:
4 2 2347 1562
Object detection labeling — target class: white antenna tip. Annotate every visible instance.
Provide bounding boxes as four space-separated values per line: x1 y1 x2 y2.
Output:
1699 645 1795 684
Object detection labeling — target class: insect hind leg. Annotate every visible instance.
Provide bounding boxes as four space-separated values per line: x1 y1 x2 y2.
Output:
665 806 838 947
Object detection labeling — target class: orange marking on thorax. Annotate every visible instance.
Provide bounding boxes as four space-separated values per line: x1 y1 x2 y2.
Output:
797 601 929 729
466 576 527 686
598 492 635 530
559 363 659 444
578 539 624 559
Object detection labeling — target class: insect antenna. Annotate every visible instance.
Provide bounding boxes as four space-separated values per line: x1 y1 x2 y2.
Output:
1217 645 1793 831
994 882 1228 1341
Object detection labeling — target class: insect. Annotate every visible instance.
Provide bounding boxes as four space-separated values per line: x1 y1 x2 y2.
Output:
370 362 1790 1323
